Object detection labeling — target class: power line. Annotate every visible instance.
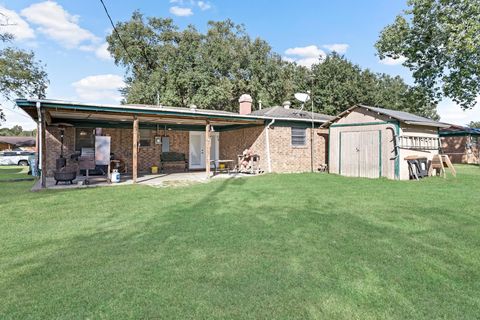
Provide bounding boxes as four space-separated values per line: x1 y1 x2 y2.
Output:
1 106 33 120
98 0 155 73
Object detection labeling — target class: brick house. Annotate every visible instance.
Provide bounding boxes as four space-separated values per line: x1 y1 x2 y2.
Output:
440 125 480 164
16 95 333 188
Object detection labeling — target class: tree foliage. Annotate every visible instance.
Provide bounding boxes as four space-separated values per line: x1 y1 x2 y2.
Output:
311 53 438 119
468 121 480 129
108 12 437 119
0 12 49 123
107 13 307 111
376 0 480 110
0 125 36 136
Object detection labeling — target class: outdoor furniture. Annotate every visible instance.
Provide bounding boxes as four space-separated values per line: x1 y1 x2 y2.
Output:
78 155 96 185
160 152 188 173
211 159 235 174
54 168 77 185
236 149 261 174
405 156 428 180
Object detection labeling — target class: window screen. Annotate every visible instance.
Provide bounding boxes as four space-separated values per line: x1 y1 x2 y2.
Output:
139 129 151 147
291 127 306 146
75 128 94 151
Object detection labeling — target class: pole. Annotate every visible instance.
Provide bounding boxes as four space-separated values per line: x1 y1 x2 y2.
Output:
310 77 314 173
40 108 47 188
205 121 211 178
132 115 139 183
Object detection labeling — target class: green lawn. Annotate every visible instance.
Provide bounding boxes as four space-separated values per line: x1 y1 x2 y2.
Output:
0 165 31 181
1 166 479 319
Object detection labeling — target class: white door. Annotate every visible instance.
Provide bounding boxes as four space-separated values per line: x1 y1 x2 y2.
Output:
189 131 219 169
340 131 380 178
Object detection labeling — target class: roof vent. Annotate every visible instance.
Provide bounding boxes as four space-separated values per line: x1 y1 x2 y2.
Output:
190 104 197 111
283 101 291 109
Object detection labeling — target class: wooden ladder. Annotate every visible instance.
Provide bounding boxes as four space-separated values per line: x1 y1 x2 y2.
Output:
429 155 456 178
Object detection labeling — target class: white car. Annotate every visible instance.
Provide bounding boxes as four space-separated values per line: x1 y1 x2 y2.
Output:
0 150 35 166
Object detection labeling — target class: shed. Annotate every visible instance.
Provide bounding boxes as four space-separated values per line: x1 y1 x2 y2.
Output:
440 125 480 164
322 105 449 180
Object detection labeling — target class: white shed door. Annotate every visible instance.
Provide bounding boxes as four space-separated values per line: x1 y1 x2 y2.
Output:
340 131 381 178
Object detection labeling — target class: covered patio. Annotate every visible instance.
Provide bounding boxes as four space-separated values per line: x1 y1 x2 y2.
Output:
16 99 265 189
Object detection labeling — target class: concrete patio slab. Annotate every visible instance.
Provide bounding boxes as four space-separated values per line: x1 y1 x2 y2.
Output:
32 171 256 191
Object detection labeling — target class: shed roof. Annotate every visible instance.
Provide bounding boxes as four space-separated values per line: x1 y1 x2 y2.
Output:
439 124 480 136
321 104 450 128
0 136 36 147
250 106 334 122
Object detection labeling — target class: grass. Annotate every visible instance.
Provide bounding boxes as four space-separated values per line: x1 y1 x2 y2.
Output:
0 165 479 319
0 165 31 181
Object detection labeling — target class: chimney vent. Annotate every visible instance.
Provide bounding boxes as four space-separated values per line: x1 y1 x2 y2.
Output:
283 101 291 109
239 94 253 115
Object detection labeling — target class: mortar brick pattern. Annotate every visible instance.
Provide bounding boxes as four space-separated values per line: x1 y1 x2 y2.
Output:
220 126 328 173
45 125 328 176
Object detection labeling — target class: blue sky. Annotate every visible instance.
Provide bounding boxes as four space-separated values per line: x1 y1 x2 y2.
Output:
1 0 478 129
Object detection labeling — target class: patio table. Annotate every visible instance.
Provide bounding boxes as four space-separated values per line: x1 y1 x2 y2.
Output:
211 159 235 174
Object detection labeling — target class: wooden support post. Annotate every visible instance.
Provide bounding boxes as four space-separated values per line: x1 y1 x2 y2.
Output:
133 115 139 183
205 121 211 178
40 108 47 188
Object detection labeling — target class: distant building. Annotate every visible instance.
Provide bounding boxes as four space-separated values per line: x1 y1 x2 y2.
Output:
0 136 36 151
440 125 480 164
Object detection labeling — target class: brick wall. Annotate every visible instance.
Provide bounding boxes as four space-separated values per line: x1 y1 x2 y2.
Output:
44 126 189 176
45 124 328 176
45 126 75 176
219 125 328 173
441 135 479 164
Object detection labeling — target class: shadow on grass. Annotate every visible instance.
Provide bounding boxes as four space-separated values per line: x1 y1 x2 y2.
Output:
2 173 480 318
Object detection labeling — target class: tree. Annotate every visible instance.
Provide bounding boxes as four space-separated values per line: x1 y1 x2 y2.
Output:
107 13 306 111
468 121 480 129
311 53 438 119
0 11 49 123
375 0 480 110
0 125 36 136
108 12 438 119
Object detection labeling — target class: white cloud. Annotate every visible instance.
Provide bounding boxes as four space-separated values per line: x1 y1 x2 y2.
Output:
169 6 194 17
379 56 407 66
0 5 35 40
284 45 326 68
21 1 99 48
72 74 125 102
198 1 211 10
323 43 349 54
437 97 480 126
282 56 296 63
285 45 325 58
94 43 113 60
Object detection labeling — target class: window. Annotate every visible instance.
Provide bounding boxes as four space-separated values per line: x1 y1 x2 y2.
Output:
291 127 306 146
75 128 94 151
139 129 151 147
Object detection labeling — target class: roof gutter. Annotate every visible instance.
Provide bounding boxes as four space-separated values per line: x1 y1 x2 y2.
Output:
35 101 42 181
265 119 275 173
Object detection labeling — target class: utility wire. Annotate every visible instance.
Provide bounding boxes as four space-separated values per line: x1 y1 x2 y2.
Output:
98 0 155 74
1 106 33 119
